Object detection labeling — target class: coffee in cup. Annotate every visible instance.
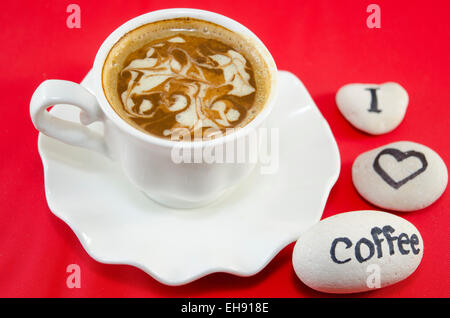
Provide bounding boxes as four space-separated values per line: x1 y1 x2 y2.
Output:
30 9 278 208
102 18 271 139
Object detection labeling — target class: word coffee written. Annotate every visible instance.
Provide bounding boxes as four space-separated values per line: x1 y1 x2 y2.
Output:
293 211 423 293
330 225 421 264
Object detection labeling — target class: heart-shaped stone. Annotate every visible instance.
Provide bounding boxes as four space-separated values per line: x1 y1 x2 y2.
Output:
336 82 408 135
352 141 448 211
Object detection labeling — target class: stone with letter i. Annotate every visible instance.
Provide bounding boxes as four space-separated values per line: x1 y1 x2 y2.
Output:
336 82 409 135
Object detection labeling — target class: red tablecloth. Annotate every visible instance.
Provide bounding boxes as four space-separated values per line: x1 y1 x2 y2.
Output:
1 0 449 297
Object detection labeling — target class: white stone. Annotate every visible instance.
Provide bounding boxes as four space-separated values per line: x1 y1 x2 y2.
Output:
353 141 448 211
336 82 408 134
292 211 423 294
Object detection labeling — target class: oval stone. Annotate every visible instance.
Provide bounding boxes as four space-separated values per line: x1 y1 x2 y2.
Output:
336 82 408 135
292 211 423 294
353 141 448 211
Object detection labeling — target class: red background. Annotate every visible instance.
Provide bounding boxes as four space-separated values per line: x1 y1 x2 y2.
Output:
1 0 449 298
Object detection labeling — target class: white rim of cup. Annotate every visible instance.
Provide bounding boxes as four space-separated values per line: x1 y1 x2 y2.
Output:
93 8 278 149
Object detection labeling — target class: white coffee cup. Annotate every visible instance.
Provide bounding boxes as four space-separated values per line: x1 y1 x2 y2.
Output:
30 8 278 208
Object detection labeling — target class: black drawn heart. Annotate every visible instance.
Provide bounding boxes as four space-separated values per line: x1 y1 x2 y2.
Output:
373 148 428 189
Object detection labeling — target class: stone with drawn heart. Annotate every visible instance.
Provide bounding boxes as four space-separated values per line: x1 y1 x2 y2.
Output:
352 141 448 211
336 82 408 134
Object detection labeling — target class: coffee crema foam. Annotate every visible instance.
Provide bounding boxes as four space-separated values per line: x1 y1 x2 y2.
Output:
102 18 270 139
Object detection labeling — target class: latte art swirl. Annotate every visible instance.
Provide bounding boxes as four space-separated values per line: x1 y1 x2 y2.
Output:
117 34 258 138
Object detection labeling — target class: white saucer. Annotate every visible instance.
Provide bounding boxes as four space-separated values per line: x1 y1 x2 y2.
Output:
38 70 340 285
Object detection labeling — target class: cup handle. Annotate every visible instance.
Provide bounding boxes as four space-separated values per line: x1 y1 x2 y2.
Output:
30 80 108 156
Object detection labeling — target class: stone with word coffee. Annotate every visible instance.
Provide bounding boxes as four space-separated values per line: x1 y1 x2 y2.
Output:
292 211 423 294
353 141 447 211
336 82 408 134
